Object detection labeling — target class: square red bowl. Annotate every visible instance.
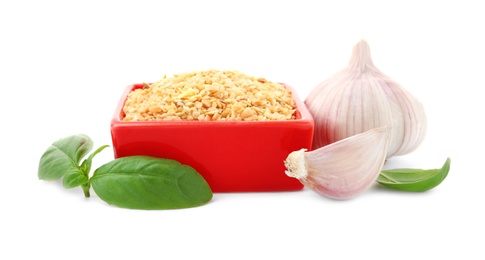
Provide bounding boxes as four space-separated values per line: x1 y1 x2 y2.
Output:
110 83 314 192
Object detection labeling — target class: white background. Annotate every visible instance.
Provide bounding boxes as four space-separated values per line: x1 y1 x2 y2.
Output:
1 0 483 259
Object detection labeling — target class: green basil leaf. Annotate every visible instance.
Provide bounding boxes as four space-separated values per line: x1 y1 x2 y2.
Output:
63 145 109 190
63 171 89 189
80 144 110 174
38 134 93 180
91 156 213 210
377 158 450 192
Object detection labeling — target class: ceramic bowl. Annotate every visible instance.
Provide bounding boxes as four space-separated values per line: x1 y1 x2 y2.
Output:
110 83 314 192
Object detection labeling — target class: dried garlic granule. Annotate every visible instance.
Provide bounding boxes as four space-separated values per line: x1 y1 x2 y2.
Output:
122 70 296 121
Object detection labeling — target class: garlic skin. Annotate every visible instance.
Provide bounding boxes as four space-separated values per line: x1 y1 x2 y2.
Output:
284 127 390 200
305 40 427 158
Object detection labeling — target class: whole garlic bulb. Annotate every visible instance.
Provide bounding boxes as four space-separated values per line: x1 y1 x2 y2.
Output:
305 40 427 158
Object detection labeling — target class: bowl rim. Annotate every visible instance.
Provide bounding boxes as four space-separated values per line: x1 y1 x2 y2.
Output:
111 83 314 126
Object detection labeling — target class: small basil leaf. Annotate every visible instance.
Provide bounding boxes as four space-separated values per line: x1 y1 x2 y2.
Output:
38 134 93 180
377 158 450 192
80 144 110 174
91 156 213 210
63 171 89 189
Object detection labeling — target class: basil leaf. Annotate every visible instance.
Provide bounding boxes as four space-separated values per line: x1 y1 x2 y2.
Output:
377 158 450 192
63 171 89 189
91 156 213 210
63 145 109 189
80 144 110 175
38 134 93 180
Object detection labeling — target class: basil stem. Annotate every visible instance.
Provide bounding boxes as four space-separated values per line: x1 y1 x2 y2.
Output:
377 158 451 192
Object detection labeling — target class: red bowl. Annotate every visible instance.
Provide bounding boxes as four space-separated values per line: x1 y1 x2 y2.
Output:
110 83 314 192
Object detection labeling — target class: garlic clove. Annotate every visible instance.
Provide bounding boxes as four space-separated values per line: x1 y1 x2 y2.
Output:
305 40 426 158
284 126 390 200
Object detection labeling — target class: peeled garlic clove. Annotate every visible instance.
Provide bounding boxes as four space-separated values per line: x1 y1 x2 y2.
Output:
305 40 426 158
284 126 390 200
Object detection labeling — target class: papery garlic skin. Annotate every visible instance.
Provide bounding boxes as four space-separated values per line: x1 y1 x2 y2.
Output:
305 40 427 158
284 127 390 200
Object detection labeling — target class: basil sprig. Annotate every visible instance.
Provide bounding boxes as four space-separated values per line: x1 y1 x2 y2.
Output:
37 134 108 197
377 158 451 192
38 134 213 210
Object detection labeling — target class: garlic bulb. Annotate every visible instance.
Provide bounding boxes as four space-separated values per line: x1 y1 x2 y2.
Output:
284 127 390 200
305 40 427 158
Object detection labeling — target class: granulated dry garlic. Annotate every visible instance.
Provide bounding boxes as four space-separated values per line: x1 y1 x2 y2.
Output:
122 70 296 121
